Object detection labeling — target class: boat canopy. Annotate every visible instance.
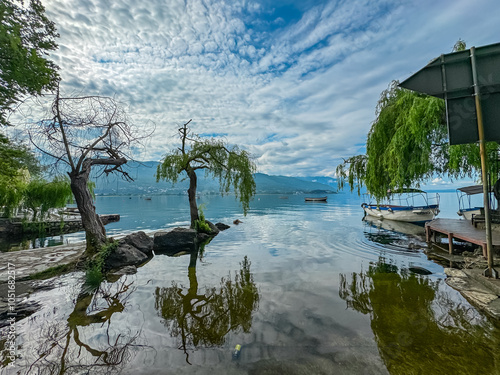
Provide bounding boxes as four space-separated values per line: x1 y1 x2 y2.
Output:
457 185 492 195
387 188 425 194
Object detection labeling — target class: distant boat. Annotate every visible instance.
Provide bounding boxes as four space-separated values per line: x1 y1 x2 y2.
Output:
362 189 439 223
144 197 152 200
305 197 327 202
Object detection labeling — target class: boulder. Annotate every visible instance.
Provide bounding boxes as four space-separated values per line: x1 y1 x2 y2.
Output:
154 227 214 256
205 220 220 235
119 231 153 256
105 243 149 270
154 228 198 255
215 222 230 231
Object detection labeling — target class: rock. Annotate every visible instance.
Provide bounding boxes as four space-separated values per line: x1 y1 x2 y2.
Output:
154 227 214 255
408 266 432 275
205 221 220 236
105 243 149 270
462 290 498 308
215 222 230 231
154 228 198 255
233 219 242 225
444 268 467 278
119 231 153 256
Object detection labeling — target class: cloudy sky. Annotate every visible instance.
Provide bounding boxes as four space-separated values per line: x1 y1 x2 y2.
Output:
40 0 500 177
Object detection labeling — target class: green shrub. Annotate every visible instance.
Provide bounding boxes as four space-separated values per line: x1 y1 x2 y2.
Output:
85 239 118 287
194 204 211 234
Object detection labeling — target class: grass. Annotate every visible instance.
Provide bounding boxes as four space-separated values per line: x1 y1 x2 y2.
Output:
84 239 118 288
30 263 75 280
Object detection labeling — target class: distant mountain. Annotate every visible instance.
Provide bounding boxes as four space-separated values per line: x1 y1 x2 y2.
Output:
93 161 335 196
298 176 338 189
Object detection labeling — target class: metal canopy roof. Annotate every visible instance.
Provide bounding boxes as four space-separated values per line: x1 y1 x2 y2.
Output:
457 185 492 195
399 42 500 145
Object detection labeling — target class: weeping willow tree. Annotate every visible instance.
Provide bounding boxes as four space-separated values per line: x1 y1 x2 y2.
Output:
336 40 500 200
23 177 73 221
156 120 256 228
0 133 41 216
336 82 499 200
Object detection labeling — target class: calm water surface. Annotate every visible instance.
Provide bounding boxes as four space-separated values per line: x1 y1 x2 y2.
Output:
3 192 500 374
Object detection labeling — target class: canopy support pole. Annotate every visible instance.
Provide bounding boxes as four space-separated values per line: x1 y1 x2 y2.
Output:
471 47 498 278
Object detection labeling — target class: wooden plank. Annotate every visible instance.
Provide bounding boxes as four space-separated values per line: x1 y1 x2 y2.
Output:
426 218 500 253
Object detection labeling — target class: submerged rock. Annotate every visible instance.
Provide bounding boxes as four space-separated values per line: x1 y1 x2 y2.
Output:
215 222 230 231
408 266 433 275
154 228 199 255
153 227 215 256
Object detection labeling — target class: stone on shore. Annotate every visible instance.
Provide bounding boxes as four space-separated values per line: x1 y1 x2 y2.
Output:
105 231 154 270
205 220 220 235
105 243 149 269
119 231 154 256
444 267 500 319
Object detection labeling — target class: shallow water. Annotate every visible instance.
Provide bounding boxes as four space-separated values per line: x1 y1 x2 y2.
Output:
2 192 500 374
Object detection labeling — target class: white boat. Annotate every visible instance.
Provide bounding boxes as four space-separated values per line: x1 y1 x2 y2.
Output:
456 185 492 221
362 189 440 223
305 197 327 202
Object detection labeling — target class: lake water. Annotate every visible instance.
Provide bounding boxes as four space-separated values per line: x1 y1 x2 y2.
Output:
3 192 500 374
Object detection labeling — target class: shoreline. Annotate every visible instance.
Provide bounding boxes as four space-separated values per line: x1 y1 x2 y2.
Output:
1 229 500 322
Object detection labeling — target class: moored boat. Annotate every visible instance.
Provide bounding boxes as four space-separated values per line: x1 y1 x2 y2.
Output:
305 197 327 202
456 185 491 221
362 189 439 223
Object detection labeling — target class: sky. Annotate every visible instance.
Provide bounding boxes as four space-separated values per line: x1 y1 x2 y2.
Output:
39 0 500 178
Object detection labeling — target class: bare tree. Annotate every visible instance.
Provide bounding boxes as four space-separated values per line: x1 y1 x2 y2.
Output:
28 89 149 254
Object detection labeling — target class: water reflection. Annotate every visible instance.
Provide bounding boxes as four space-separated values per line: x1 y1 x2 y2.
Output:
154 247 260 364
339 258 500 374
24 279 143 374
363 218 426 250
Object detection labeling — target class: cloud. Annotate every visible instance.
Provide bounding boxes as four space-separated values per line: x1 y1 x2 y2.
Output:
37 0 500 177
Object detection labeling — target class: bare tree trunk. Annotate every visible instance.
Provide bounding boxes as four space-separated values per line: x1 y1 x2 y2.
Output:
187 169 199 228
69 160 106 255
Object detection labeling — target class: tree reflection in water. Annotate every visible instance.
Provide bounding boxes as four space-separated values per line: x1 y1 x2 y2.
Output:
154 249 259 364
25 279 145 374
339 258 500 374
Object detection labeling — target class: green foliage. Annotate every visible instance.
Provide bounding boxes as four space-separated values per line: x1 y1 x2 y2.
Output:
336 81 500 200
194 204 211 234
0 0 59 126
156 121 256 221
23 176 72 220
0 133 43 216
85 239 118 288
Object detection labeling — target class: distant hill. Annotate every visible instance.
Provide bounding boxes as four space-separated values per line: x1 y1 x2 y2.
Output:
93 161 335 196
297 176 338 189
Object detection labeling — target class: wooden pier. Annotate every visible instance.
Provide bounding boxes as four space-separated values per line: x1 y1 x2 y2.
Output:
425 218 500 257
